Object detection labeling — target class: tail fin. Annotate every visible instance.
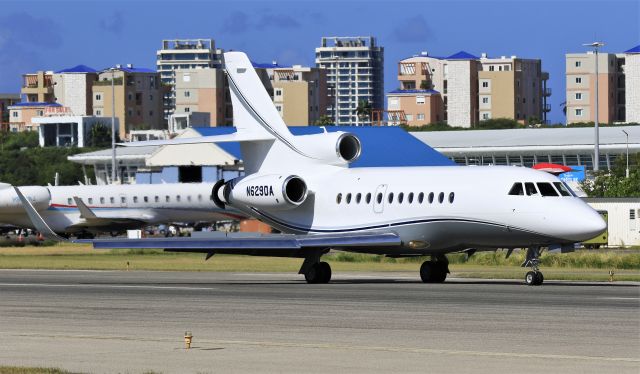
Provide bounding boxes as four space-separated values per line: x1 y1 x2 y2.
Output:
224 52 293 142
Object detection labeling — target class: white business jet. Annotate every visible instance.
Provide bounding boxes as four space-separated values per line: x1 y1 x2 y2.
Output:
2 182 243 237
17 52 606 285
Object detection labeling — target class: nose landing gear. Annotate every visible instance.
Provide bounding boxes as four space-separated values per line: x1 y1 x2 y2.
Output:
523 246 544 286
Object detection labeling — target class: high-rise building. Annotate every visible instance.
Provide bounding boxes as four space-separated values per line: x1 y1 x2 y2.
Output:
92 65 167 139
625 45 640 123
264 64 327 126
173 68 229 126
478 54 549 123
315 36 384 126
156 39 224 119
52 65 98 116
21 71 54 103
388 51 548 127
565 51 624 124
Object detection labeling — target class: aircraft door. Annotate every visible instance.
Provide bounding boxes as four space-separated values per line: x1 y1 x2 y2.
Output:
373 184 387 214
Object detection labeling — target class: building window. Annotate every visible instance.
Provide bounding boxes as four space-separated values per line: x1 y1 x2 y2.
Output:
575 108 583 116
576 77 582 84
482 81 489 88
575 61 582 67
416 96 425 105
12 111 18 118
575 92 582 100
128 93 133 101
406 114 413 121
275 89 282 96
482 113 490 120
95 94 102 101
149 111 153 116
276 105 282 112
482 97 489 104
417 113 425 120
184 91 190 97
149 94 153 101
96 110 102 116
185 107 190 112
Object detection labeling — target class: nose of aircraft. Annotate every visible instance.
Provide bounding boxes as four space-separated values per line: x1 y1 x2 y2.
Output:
563 206 607 242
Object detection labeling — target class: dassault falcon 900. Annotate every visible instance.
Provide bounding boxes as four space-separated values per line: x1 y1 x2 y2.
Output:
16 51 606 285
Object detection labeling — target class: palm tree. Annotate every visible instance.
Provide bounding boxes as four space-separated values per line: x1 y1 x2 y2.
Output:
355 100 372 124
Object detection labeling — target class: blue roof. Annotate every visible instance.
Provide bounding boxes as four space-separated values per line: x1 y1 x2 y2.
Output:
625 44 640 54
193 126 454 167
446 51 479 60
55 64 97 74
10 102 62 107
102 66 156 73
388 89 440 95
251 61 291 69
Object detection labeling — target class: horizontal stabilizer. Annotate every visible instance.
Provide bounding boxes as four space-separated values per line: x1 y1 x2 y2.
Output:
118 132 273 148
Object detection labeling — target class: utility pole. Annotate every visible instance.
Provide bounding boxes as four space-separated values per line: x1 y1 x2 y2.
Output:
111 67 117 184
583 42 605 172
622 129 629 178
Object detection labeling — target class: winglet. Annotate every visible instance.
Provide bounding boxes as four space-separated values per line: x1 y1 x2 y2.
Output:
14 187 66 241
73 196 97 219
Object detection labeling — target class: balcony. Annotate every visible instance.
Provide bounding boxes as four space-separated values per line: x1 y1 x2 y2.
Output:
544 87 552 96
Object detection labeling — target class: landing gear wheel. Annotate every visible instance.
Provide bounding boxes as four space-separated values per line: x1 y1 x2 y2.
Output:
525 271 544 286
304 262 332 284
420 261 447 283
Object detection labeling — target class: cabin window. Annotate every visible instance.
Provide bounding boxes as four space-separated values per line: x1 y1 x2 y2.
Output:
143 196 148 203
176 195 181 202
418 192 424 203
537 183 559 197
336 193 342 204
110 197 115 204
449 192 455 203
155 196 159 203
438 192 444 203
553 182 572 197
67 198 72 205
428 192 434 204
376 193 383 204
508 183 524 195
100 197 105 204
166 195 170 202
398 192 404 204
133 196 138 203
88 198 93 204
366 193 372 204
121 196 126 203
187 195 192 202
356 193 362 204
198 194 202 201
388 192 394 204
525 182 538 196
408 192 414 203
346 193 352 204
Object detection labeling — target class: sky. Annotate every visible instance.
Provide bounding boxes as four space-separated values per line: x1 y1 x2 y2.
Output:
1 0 638 124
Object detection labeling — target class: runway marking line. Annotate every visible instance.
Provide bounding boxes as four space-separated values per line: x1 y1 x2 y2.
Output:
11 333 640 364
0 283 217 291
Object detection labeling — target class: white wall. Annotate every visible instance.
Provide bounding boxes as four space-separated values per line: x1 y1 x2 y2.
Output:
586 201 640 247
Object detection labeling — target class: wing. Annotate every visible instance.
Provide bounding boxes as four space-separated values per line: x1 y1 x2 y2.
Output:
69 197 148 229
85 232 402 257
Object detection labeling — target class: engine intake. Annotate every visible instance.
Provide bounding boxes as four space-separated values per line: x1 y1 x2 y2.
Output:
212 174 308 210
336 133 362 163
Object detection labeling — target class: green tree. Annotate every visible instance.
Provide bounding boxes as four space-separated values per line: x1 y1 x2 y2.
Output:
313 115 334 126
88 123 112 148
580 153 640 197
355 100 372 123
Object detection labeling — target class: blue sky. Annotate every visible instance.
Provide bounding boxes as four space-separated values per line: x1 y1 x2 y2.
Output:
1 0 638 124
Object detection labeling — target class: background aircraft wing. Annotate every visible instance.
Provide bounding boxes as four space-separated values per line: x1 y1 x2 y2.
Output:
85 232 401 257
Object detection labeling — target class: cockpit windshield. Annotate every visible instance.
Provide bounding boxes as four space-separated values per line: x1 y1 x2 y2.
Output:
553 182 572 197
509 181 576 197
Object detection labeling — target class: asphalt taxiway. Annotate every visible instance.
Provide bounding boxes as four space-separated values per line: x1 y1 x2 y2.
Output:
0 270 638 373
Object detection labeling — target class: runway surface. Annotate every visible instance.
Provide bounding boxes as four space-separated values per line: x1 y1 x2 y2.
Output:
0 270 638 374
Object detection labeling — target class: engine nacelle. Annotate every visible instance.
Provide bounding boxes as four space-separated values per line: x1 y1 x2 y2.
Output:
217 174 308 210
295 131 362 166
0 186 51 213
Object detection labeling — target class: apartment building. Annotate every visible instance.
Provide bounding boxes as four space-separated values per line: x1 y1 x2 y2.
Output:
478 54 549 123
0 93 21 130
266 65 327 126
8 102 63 132
388 51 548 127
92 65 166 140
156 39 224 119
315 36 384 126
626 45 640 123
173 68 228 126
52 65 98 116
21 71 54 103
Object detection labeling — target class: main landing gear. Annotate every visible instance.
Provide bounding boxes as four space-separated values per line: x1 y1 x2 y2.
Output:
420 255 449 283
300 254 331 284
523 246 544 286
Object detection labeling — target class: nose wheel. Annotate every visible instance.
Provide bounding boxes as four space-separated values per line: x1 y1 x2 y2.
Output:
523 247 544 286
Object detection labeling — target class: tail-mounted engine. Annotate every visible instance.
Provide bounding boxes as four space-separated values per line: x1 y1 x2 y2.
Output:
295 131 362 166
0 186 51 213
211 174 308 210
